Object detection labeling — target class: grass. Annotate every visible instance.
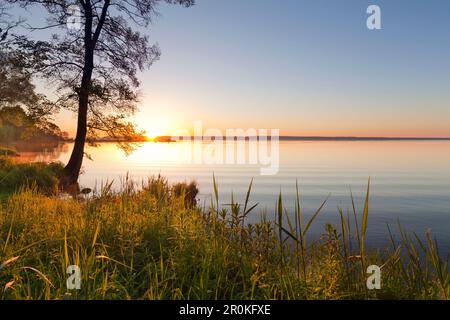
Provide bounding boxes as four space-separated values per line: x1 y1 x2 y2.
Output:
0 175 448 300
0 157 64 198
0 146 19 157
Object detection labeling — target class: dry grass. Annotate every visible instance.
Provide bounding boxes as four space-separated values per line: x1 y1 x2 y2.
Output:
0 176 448 300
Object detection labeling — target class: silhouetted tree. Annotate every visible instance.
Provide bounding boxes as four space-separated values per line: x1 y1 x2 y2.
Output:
1 4 63 141
0 2 14 42
1 3 28 105
0 51 36 106
8 0 194 187
0 105 68 142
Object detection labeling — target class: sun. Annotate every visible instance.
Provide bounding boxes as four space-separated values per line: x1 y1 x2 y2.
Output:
138 115 177 141
142 119 169 140
144 128 164 140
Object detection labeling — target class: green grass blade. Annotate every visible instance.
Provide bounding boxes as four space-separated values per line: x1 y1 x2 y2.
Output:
360 178 371 258
303 194 329 238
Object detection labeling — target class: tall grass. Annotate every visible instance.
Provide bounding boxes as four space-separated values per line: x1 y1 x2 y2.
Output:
0 157 64 196
0 146 18 157
0 176 448 300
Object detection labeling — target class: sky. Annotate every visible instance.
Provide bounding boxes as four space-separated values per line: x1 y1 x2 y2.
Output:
10 0 450 137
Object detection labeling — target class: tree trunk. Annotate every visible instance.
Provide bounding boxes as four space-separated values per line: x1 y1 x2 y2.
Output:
61 52 94 187
60 92 89 187
60 3 95 189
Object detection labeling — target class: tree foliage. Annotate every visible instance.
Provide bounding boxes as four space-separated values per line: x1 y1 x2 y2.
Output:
1 3 66 143
8 0 194 143
7 0 195 184
0 106 68 142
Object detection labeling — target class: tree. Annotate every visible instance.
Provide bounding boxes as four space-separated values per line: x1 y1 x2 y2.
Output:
1 8 36 109
1 2 30 106
0 51 37 107
0 51 68 143
8 0 195 187
1 3 64 142
0 105 68 142
0 2 14 42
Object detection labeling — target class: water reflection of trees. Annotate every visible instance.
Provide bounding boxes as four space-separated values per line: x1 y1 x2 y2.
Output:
13 141 69 163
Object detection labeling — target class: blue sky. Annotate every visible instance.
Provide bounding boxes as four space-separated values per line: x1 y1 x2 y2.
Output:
11 0 450 137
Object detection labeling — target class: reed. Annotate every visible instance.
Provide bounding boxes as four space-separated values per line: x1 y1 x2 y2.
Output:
0 157 64 196
0 176 448 300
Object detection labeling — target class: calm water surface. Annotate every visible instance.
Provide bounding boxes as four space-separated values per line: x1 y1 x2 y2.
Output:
23 140 450 253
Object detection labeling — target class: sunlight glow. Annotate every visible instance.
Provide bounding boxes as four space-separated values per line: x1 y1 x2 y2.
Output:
142 117 170 140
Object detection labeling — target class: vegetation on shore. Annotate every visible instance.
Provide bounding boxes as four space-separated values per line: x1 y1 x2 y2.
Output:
0 106 68 144
0 146 18 157
0 157 63 198
0 168 448 300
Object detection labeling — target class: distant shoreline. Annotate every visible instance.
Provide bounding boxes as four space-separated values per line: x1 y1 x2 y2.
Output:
277 136 450 141
72 136 450 143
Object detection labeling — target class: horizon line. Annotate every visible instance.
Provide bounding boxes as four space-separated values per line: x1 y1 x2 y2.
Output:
70 135 450 142
168 135 450 141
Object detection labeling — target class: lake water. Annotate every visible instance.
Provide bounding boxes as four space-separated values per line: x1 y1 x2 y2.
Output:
21 140 450 253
